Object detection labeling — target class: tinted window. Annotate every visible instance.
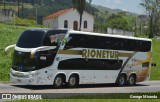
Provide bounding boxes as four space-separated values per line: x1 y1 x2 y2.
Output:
12 51 36 72
65 34 151 52
17 30 45 48
58 59 123 70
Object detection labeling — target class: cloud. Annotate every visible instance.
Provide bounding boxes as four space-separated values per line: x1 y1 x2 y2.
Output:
106 0 111 2
114 0 123 4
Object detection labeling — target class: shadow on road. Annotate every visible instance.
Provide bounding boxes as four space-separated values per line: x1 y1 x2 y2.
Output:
11 83 149 90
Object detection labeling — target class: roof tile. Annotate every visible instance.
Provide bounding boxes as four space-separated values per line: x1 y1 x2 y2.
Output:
43 8 74 20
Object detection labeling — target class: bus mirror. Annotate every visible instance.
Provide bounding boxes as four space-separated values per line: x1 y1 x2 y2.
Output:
4 44 16 53
30 46 50 59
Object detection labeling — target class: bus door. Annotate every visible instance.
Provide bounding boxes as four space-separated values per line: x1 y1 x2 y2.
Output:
36 49 56 84
36 31 66 84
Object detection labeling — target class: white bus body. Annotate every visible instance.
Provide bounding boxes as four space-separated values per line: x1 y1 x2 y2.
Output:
7 29 152 88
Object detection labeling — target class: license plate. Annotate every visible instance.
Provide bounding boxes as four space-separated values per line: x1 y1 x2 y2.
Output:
17 79 21 83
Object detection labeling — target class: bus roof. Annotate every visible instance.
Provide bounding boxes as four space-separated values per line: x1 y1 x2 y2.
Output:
24 28 71 32
24 28 151 42
68 30 152 42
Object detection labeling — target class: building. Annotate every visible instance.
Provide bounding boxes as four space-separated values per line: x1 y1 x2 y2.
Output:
43 8 94 32
0 9 14 22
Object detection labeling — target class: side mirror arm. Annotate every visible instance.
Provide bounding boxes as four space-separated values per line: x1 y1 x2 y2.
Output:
31 46 49 58
5 44 16 52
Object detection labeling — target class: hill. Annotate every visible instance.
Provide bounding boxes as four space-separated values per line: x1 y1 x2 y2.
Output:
93 4 138 16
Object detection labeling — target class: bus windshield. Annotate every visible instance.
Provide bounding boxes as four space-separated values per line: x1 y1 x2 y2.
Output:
17 30 45 48
12 50 36 72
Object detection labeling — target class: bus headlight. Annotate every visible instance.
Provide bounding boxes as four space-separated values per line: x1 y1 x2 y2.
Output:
28 73 36 78
25 73 36 78
28 74 33 78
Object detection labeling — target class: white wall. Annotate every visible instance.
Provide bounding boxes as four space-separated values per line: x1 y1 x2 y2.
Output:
58 9 94 32
44 9 94 32
44 17 58 28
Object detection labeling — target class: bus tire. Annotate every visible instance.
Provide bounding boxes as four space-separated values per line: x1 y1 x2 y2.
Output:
116 74 126 87
67 75 79 88
53 75 64 88
127 74 136 86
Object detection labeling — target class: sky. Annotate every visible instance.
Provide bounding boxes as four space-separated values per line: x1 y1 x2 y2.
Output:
91 0 146 14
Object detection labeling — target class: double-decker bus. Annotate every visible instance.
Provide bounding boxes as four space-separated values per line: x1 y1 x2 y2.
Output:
5 28 152 88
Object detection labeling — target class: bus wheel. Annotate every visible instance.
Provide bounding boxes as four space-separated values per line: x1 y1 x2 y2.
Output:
53 75 64 88
117 74 126 87
128 75 136 86
68 75 79 88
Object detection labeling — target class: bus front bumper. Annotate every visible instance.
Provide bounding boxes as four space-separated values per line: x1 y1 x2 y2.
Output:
10 74 37 85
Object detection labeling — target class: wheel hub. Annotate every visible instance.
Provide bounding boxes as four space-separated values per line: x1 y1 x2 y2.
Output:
70 77 76 86
55 77 62 86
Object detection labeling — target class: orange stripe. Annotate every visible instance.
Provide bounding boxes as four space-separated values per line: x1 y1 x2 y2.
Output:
118 53 133 57
58 50 82 55
58 49 134 58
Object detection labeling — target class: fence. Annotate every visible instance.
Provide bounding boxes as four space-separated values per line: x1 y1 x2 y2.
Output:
0 9 14 22
107 27 135 37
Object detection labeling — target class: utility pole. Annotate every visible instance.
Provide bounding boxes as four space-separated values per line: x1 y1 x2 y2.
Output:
22 0 24 18
3 0 6 17
35 4 37 28
18 0 20 17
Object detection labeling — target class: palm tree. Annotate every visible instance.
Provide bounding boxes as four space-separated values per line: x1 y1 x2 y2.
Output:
72 0 92 31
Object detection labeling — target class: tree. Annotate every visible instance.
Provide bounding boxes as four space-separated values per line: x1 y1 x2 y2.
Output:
140 0 160 38
106 14 132 32
71 0 92 31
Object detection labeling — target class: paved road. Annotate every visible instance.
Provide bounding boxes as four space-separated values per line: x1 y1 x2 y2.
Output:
0 81 160 93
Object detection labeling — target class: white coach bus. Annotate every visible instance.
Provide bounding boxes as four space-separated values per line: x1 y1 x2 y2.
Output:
5 28 152 88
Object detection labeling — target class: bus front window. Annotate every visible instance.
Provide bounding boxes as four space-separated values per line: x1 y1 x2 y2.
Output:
12 51 36 72
17 30 45 48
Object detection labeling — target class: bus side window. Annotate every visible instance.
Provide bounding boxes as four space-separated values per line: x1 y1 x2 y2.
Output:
65 34 85 49
64 35 76 49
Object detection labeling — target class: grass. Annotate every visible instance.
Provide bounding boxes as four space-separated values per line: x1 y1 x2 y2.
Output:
150 38 160 80
0 21 38 81
0 24 25 81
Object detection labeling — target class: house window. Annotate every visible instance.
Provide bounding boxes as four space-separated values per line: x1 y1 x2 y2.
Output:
84 20 87 28
73 21 78 30
64 20 68 28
